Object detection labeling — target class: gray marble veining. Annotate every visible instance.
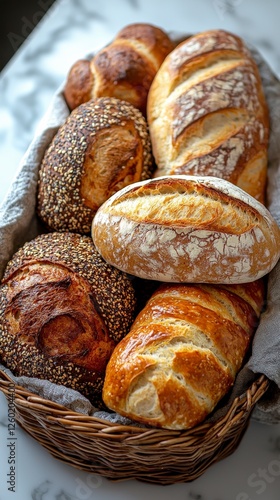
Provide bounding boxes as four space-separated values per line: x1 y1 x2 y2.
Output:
1 0 280 208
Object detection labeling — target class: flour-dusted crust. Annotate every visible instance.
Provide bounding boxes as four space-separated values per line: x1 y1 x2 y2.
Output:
92 175 280 284
147 29 269 203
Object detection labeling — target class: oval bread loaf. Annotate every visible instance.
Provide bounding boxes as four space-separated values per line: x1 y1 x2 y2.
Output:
147 29 269 204
37 97 153 234
103 280 265 429
0 232 136 405
92 175 280 284
64 23 174 116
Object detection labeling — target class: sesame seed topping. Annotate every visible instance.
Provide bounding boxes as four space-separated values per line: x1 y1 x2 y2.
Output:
37 97 153 233
0 232 137 406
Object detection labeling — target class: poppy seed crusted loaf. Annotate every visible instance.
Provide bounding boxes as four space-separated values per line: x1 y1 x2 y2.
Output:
37 97 153 234
0 232 136 405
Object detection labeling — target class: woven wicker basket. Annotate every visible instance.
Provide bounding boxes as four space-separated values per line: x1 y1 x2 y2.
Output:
0 369 269 485
0 31 277 487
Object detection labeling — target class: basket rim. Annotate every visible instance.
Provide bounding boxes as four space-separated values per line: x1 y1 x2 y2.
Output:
0 367 270 437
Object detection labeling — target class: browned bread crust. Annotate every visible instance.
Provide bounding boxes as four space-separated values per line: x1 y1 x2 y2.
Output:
64 59 94 109
37 97 153 234
147 29 269 204
103 280 265 429
0 232 136 405
92 175 280 284
64 23 174 116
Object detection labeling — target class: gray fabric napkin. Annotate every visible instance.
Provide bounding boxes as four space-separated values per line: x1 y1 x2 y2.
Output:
1 44 280 425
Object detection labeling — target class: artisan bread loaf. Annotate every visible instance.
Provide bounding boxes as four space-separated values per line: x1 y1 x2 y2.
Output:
37 97 153 233
92 175 280 284
147 29 269 203
103 280 265 429
0 232 136 405
64 23 174 116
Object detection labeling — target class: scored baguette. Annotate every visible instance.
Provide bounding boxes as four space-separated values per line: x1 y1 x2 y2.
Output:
91 175 280 284
103 280 265 429
147 29 269 204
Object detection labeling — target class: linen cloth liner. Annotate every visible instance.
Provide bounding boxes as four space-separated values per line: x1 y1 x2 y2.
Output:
0 43 280 426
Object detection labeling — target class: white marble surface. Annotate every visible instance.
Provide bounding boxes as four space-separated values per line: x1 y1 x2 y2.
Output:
0 0 280 498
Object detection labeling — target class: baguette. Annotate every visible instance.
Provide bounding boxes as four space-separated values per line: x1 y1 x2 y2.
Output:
147 29 269 203
64 23 174 116
103 280 264 429
91 175 280 284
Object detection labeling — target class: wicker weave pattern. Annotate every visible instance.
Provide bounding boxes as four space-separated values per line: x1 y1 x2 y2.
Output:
0 369 269 485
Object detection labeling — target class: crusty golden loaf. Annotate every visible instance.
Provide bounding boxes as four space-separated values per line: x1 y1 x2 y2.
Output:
91 175 280 284
37 97 153 234
64 23 174 116
0 232 136 405
103 280 265 429
147 29 269 204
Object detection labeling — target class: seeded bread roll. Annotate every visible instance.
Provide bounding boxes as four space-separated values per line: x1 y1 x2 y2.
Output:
92 175 280 284
103 280 264 429
0 232 136 405
147 29 269 204
64 23 174 116
37 97 153 234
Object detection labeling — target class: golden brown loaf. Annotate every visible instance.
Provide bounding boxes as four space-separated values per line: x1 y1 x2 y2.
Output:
37 97 153 234
92 175 280 284
103 280 265 429
0 232 136 405
64 23 174 116
147 29 269 204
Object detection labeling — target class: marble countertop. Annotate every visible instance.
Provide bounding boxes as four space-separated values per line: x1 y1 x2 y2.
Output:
0 0 280 498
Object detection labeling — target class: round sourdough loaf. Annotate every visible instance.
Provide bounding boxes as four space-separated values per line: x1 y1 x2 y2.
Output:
92 175 280 284
0 232 136 405
103 280 265 429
